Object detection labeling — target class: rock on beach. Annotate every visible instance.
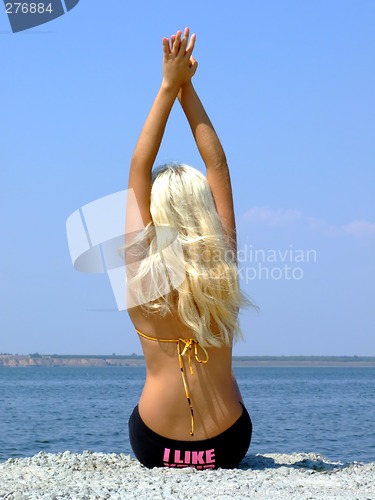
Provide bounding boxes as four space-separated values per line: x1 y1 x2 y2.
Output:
0 451 374 499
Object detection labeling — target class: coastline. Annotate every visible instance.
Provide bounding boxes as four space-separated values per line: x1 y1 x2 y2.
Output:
1 354 375 368
0 451 373 499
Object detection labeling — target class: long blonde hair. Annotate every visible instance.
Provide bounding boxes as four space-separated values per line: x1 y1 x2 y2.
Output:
126 163 253 348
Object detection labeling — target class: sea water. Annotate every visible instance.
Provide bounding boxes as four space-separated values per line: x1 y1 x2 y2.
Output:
0 366 374 463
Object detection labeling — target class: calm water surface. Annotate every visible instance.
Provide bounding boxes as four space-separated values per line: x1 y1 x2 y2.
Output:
0 366 374 463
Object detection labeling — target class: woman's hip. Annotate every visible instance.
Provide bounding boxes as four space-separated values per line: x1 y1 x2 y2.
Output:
128 402 252 469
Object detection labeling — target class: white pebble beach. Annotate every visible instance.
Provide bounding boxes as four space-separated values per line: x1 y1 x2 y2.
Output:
0 451 373 499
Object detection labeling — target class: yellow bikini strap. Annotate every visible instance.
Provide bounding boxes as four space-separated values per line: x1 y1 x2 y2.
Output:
178 338 209 374
135 329 176 343
135 329 209 436
176 338 209 436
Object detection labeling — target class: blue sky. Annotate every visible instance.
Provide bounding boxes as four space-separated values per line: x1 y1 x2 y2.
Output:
1 1 374 356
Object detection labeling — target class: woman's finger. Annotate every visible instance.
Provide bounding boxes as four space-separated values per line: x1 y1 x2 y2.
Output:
189 56 197 67
190 56 198 75
171 30 182 56
162 37 171 56
185 33 196 59
179 27 189 54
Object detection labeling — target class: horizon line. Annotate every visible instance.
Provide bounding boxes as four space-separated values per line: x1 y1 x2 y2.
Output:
1 353 375 360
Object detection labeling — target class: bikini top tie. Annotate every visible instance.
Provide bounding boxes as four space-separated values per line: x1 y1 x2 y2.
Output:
135 329 209 436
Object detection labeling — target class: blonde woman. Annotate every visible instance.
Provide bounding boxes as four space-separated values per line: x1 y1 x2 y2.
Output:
126 28 253 469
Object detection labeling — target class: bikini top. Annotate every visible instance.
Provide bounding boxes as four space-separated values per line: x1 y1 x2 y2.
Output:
135 328 209 436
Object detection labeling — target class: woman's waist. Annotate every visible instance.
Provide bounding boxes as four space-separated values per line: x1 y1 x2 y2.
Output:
140 377 240 407
143 359 233 391
138 376 243 440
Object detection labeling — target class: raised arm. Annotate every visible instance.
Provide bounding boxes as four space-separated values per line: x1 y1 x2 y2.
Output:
177 82 237 247
127 28 197 231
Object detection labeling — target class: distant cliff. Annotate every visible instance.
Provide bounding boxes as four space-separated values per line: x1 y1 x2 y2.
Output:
0 354 145 367
1 354 374 367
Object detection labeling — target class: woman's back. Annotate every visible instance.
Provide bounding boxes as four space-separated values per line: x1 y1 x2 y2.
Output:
128 306 244 441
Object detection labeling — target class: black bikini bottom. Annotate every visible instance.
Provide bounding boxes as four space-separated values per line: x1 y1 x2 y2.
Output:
128 402 252 469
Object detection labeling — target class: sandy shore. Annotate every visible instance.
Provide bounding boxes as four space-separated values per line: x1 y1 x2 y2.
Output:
0 451 373 499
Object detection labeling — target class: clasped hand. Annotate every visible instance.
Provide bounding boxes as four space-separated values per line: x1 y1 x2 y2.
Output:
162 28 198 91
